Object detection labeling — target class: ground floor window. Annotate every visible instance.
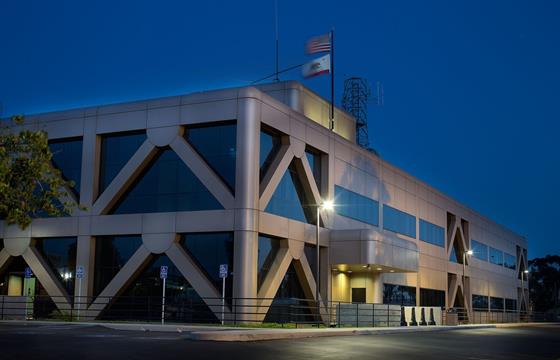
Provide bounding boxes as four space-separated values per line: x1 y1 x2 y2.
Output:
383 283 416 306
420 288 445 307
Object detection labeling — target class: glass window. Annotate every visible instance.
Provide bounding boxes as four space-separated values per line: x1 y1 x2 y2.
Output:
383 283 416 306
490 296 504 312
265 160 314 224
258 235 281 289
505 298 517 311
471 240 488 261
180 232 234 299
489 247 504 266
503 253 516 270
383 205 416 238
420 288 445 307
419 219 445 247
305 147 322 193
472 294 489 310
100 131 147 193
49 137 83 197
102 254 218 323
449 246 459 263
304 243 317 283
184 122 236 192
260 128 281 180
94 235 143 296
110 148 223 214
35 237 77 295
334 186 379 226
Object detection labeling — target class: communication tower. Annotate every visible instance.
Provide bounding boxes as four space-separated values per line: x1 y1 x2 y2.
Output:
341 77 383 151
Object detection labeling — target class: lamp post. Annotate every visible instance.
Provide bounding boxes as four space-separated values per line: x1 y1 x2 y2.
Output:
462 249 473 281
316 200 334 318
521 269 529 311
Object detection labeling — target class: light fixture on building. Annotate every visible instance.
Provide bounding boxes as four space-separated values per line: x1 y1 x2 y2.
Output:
389 270 395 273
347 270 353 274
376 267 383 271
467 249 474 256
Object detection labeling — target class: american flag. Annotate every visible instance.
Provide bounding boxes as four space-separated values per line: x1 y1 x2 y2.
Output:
305 33 331 54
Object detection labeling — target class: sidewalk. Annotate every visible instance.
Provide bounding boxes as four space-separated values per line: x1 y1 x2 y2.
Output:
2 319 557 342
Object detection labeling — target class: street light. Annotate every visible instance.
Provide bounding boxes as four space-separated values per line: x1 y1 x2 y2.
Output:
462 249 473 282
521 269 530 310
316 199 334 313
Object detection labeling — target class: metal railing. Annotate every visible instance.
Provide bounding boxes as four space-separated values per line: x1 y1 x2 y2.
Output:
443 307 557 325
0 295 556 326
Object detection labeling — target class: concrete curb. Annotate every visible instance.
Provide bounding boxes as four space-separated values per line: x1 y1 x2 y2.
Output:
494 322 560 328
188 325 496 342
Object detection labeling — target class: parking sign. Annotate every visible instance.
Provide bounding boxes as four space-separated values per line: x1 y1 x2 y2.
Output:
219 264 228 279
24 267 32 279
160 266 168 279
76 266 85 279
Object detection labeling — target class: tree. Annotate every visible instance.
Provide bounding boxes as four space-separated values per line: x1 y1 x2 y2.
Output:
528 255 560 314
0 115 77 229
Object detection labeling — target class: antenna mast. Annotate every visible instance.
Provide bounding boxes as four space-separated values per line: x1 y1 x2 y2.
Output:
342 77 383 150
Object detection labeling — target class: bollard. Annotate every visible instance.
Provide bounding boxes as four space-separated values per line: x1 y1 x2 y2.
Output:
428 308 436 325
420 307 427 326
409 307 418 326
400 306 407 326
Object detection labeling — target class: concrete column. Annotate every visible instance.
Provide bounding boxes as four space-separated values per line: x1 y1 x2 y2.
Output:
232 97 261 321
74 236 95 312
372 272 383 304
79 117 100 208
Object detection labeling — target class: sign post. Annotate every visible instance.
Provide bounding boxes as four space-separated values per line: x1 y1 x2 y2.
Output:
219 264 228 325
24 267 33 320
160 266 168 325
76 266 85 320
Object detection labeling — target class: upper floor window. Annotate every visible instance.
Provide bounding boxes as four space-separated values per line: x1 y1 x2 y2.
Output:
334 186 379 226
503 253 516 270
184 122 236 192
489 247 504 266
49 137 83 197
383 205 416 238
471 240 489 261
419 219 445 247
100 131 147 194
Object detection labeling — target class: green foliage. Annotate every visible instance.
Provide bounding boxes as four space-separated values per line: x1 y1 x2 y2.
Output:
0 115 78 229
528 255 560 313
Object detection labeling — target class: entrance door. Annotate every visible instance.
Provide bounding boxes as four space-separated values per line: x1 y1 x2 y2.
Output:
352 288 366 303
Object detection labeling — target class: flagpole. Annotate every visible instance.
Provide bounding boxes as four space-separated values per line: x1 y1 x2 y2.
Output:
274 0 279 82
330 28 334 130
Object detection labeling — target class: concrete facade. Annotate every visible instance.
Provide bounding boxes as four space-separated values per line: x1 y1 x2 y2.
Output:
0 81 528 322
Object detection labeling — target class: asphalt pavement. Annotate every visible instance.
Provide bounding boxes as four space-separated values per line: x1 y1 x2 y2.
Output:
0 322 559 360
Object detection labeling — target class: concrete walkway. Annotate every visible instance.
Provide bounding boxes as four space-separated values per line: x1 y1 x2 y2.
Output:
1 319 556 342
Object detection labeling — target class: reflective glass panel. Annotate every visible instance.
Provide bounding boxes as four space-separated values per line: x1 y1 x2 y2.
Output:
419 219 445 247
102 254 218 323
35 237 77 295
420 288 445 307
49 137 83 197
111 148 223 214
471 240 488 261
505 298 517 311
503 253 516 270
265 161 313 223
334 186 379 226
490 296 504 311
260 129 281 180
185 122 236 191
100 131 147 193
305 148 322 193
180 232 234 299
383 283 416 306
472 294 489 310
258 235 280 289
383 205 416 238
94 235 142 296
489 247 504 266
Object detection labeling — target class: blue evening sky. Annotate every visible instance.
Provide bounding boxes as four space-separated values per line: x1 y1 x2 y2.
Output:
1 1 558 258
